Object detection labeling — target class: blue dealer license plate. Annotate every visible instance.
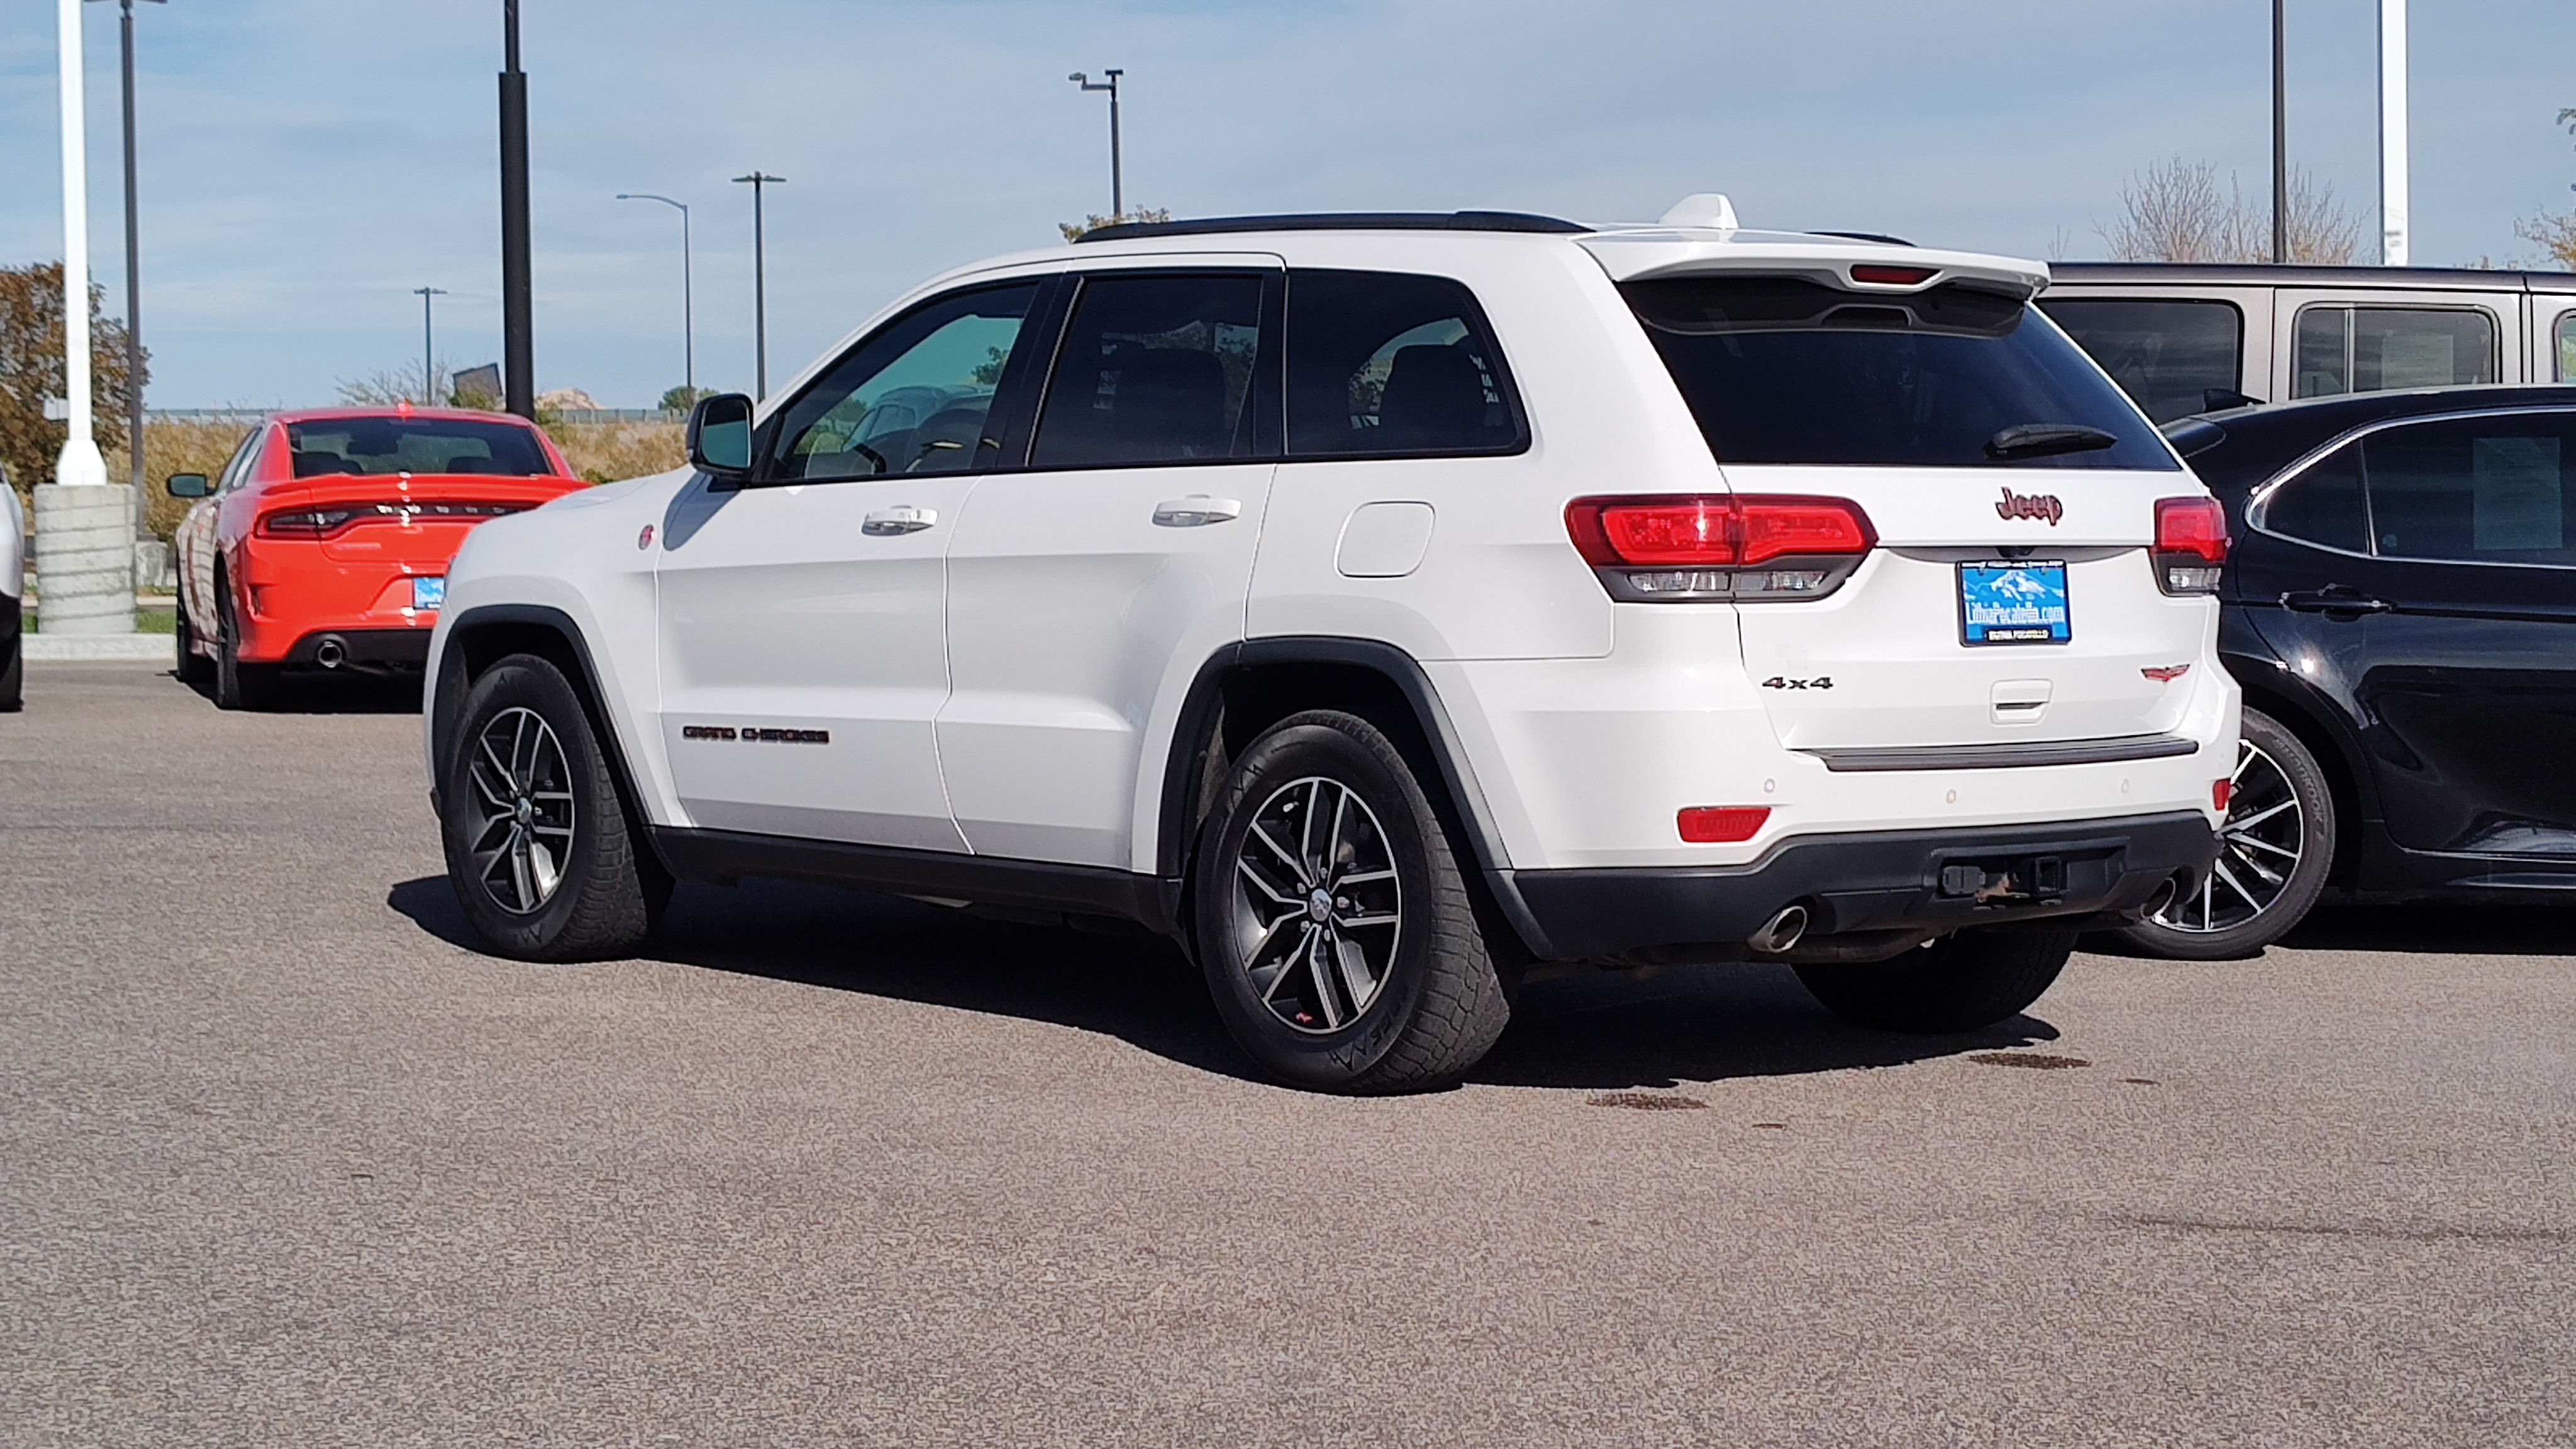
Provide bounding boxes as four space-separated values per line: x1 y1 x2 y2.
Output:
412 575 447 611
1958 560 2070 646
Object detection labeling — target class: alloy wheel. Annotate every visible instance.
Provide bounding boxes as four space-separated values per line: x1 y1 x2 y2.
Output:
2153 736 2303 934
465 706 577 915
1228 776 1404 1034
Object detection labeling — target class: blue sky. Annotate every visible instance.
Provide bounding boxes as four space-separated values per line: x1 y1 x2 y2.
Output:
3 0 2571 408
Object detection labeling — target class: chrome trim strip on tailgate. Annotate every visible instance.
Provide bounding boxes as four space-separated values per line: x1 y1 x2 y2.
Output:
1799 733 2201 772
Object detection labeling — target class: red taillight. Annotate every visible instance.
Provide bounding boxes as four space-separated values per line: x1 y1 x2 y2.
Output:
256 501 525 540
1567 495 1875 567
2155 497 2228 562
1679 806 1770 843
2213 779 2233 813
1567 495 1875 602
1850 264 1937 286
258 506 366 538
2153 496 2228 596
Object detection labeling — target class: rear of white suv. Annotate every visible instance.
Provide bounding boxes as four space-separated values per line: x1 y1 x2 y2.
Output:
424 208 2229 1093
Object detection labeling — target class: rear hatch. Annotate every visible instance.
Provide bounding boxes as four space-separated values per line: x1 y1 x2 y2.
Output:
277 414 583 573
1594 243 2216 752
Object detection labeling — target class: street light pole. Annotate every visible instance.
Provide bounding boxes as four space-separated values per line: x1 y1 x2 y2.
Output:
731 172 784 399
1069 69 1124 219
414 287 447 404
90 0 164 494
498 0 534 418
616 193 692 401
53 0 105 492
2271 0 2287 265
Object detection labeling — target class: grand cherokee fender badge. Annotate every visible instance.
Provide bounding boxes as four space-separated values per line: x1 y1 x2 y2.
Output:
1995 488 2063 525
680 724 830 743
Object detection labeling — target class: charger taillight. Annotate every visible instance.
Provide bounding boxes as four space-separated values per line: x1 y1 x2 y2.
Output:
1566 495 1875 602
2152 496 2228 596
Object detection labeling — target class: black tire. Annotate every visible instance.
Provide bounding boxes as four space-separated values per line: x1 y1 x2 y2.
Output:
213 571 276 711
440 653 668 961
174 589 213 687
1796 927 2076 1035
0 614 20 713
1192 709 1511 1093
2109 706 2335 960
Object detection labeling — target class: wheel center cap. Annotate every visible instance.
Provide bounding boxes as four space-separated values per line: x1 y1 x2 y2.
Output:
515 797 535 825
1306 888 1333 924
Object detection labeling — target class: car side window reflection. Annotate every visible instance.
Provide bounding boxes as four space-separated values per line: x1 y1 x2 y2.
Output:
1030 273 1269 469
2291 306 2497 399
767 282 1040 482
2262 444 2370 555
2360 413 2576 567
2557 311 2576 383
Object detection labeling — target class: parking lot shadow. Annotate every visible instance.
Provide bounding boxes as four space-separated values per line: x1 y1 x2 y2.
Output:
173 667 423 714
387 874 2060 1092
2277 900 2576 957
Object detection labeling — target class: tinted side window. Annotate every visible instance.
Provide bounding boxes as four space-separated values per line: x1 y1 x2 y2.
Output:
2260 444 2370 554
2556 311 2576 383
2038 298 2244 423
2360 413 2576 566
1030 273 1267 469
1286 271 1523 457
2291 306 2498 399
768 282 1038 481
219 427 266 491
1624 277 2174 470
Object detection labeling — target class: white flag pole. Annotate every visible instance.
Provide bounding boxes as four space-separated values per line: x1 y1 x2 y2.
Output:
56 0 106 487
2378 0 2409 267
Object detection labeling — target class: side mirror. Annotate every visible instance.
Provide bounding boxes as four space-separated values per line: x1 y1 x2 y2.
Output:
165 472 211 498
686 393 757 477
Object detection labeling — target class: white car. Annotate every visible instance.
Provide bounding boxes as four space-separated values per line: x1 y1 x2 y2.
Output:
425 201 2235 1091
3 469 22 711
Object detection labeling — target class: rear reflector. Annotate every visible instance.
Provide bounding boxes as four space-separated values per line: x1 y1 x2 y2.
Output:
1850 264 1937 286
2213 779 2233 813
2152 496 2229 596
1679 806 1771 843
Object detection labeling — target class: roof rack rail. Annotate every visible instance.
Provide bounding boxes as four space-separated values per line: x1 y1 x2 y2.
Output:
1075 210 1589 243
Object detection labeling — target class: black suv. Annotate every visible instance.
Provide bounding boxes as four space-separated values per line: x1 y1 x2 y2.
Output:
2112 386 2576 957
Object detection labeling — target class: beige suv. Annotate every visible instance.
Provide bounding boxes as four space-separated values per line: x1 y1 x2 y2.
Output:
2041 263 2576 423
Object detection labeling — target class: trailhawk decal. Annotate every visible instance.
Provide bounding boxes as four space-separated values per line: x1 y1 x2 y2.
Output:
680 725 831 744
1994 487 2064 525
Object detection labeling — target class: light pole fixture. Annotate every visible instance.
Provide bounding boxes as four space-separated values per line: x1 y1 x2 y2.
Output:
616 193 693 401
53 0 106 491
499 0 534 418
731 172 784 399
87 0 163 496
414 287 447 404
1068 69 1124 220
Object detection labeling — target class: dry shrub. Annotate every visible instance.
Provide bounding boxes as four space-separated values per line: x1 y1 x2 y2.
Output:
2099 158 2361 264
141 417 255 541
547 419 684 484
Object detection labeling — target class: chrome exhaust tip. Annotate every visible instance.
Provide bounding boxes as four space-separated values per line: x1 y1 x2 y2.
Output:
1747 904 1809 955
313 636 347 669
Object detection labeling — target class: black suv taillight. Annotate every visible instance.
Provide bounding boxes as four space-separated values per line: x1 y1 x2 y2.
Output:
1564 494 1876 602
2152 496 2228 596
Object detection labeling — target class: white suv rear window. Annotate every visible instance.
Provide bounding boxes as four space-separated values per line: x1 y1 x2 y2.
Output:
1624 276 2175 470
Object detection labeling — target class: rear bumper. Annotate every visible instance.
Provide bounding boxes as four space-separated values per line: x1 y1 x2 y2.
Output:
1506 810 2218 960
280 626 433 669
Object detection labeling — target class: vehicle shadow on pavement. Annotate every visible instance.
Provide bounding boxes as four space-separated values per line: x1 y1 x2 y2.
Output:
389 874 2062 1093
2276 901 2576 957
172 669 423 714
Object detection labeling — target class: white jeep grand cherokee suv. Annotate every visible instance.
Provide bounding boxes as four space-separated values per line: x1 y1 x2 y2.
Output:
426 203 2235 1092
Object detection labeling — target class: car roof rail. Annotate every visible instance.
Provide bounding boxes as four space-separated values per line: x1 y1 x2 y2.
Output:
1075 210 1590 243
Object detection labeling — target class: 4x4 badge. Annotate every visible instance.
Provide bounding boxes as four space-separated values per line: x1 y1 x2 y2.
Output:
1995 487 2063 525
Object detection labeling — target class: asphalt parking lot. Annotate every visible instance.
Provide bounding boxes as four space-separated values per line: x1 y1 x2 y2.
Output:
4 662 2571 1447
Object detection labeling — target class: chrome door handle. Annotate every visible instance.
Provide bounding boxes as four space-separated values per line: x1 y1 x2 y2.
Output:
1151 496 1241 528
861 505 938 536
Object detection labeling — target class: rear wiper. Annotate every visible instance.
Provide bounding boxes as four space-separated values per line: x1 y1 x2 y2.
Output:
1985 423 2119 460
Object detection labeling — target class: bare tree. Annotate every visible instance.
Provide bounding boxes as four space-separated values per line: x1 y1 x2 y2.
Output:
2097 157 2360 264
336 360 454 408
2514 107 2576 269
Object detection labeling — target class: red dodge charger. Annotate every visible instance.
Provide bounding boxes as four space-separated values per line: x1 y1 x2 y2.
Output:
169 407 586 709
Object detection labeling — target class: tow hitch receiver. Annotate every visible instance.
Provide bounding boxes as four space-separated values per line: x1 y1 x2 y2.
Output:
1939 855 2067 904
